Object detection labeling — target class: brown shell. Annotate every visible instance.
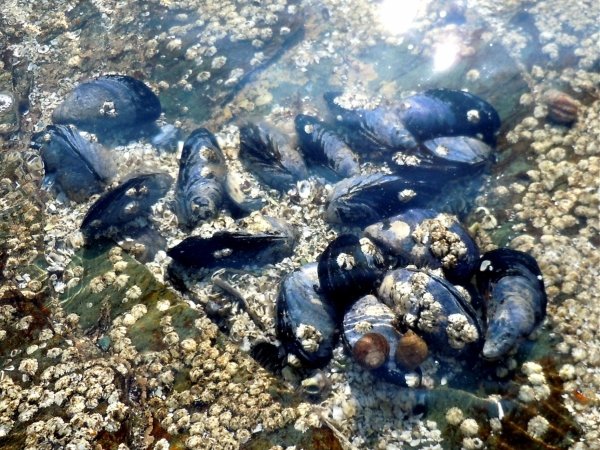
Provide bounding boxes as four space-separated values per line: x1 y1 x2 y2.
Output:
352 332 390 370
395 330 428 370
543 89 580 124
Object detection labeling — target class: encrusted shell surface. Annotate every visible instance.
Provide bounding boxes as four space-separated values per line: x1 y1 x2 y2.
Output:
342 294 411 385
324 91 418 156
364 208 480 282
276 263 338 368
378 267 482 357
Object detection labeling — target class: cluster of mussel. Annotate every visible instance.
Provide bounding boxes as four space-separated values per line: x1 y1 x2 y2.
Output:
277 218 547 386
30 73 547 389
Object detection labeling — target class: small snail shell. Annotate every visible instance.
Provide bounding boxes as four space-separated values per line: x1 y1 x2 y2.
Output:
543 89 580 124
395 330 428 370
352 332 390 370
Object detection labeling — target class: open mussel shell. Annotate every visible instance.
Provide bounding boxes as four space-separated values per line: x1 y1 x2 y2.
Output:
32 124 111 202
378 267 483 358
238 122 308 191
317 235 386 310
295 114 360 178
52 75 161 132
167 217 297 271
174 128 227 230
391 136 494 178
323 92 419 156
276 263 338 368
399 89 501 146
343 294 413 385
476 248 547 360
81 172 172 240
364 208 480 283
325 172 442 226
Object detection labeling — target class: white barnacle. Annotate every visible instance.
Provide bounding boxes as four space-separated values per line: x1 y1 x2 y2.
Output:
196 71 211 82
434 144 449 156
213 248 233 259
527 415 550 439
336 252 355 270
211 56 227 69
398 189 417 202
156 299 171 311
125 285 142 300
295 323 323 353
18 358 38 375
354 321 373 333
123 201 139 215
466 109 480 123
446 314 479 349
100 101 117 117
479 259 492 272
392 152 421 166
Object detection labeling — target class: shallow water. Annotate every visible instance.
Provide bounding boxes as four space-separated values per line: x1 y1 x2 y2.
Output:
1 1 599 449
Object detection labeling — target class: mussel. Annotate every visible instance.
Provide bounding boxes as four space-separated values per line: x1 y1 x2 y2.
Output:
324 92 418 157
317 234 386 309
343 294 414 385
52 74 161 132
174 128 227 230
324 89 501 153
276 263 338 368
476 248 547 360
378 267 482 357
397 89 501 146
325 172 442 226
238 122 308 191
294 114 360 178
364 208 479 283
32 125 111 202
390 136 494 178
167 216 296 271
81 172 172 240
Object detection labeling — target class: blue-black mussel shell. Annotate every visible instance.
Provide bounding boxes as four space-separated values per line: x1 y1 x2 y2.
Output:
295 114 360 179
324 92 419 156
175 128 227 230
378 267 483 358
167 217 297 272
276 263 339 368
32 125 111 202
476 248 547 360
238 122 308 191
391 136 494 179
398 89 501 146
81 172 172 240
325 172 443 226
324 89 501 152
52 74 161 132
342 294 409 386
363 208 480 283
317 234 387 310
